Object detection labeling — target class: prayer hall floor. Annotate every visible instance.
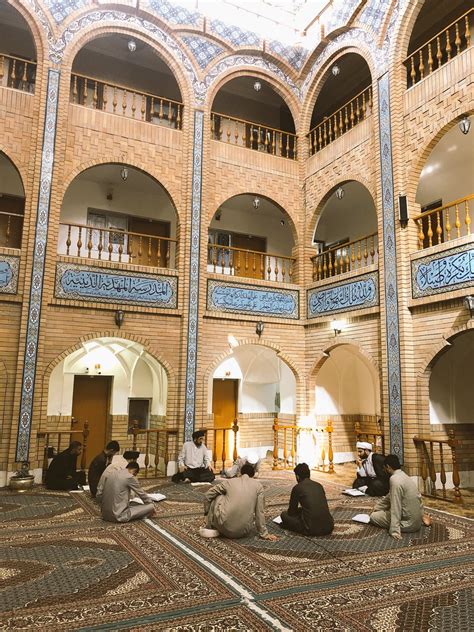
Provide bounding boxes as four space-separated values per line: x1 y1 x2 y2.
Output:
0 473 472 631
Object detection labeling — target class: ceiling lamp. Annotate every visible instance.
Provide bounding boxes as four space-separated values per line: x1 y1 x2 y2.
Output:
331 64 340 77
120 167 128 182
127 39 137 53
253 81 262 92
335 186 345 200
253 197 261 210
459 115 471 135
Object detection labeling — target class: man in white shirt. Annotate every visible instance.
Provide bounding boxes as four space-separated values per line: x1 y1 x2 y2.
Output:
172 430 215 483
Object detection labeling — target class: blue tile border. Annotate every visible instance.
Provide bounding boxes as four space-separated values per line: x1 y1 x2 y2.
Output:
184 111 204 441
378 73 403 462
16 70 60 462
412 243 474 298
207 279 299 319
307 271 379 318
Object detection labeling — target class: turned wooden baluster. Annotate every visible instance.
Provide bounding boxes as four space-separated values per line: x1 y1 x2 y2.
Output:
427 214 433 247
98 229 103 260
82 76 87 105
77 227 83 257
465 199 471 235
212 430 218 470
436 36 442 68
326 420 334 473
455 204 461 238
439 442 447 499
93 81 98 109
272 418 279 470
141 94 146 121
466 15 471 48
418 50 424 80
87 227 93 258
232 419 239 462
154 431 160 477
221 429 227 469
168 101 173 124
435 211 442 244
113 86 117 113
445 29 452 61
72 75 78 103
0 55 4 84
429 441 437 496
448 429 461 503
445 208 451 241
65 225 72 255
176 104 182 130
416 219 424 249
158 98 163 120
455 22 461 55
103 84 108 111
427 43 433 74
144 432 150 478
122 89 127 116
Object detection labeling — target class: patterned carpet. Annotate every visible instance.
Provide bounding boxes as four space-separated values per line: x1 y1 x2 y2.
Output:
0 474 472 631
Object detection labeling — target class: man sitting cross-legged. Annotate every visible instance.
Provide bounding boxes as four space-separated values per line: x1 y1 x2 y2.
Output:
203 462 278 540
280 463 334 536
87 440 120 498
352 441 389 497
45 441 86 490
97 462 156 523
369 454 432 539
172 430 215 483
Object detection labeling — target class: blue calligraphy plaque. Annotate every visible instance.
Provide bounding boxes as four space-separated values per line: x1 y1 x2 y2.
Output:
307 272 379 317
412 244 474 298
55 263 177 308
207 279 299 319
0 256 19 294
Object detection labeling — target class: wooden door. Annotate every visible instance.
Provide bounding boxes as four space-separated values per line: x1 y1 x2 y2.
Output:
232 233 266 280
212 379 238 464
128 217 170 268
72 375 111 467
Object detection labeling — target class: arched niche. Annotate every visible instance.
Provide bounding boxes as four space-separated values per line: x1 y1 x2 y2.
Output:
58 163 179 269
0 151 25 249
0 1 37 92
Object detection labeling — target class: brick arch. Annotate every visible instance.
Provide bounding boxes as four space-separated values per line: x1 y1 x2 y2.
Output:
0 148 26 197
300 40 377 135
307 175 376 242
6 0 49 68
201 66 301 133
387 0 427 69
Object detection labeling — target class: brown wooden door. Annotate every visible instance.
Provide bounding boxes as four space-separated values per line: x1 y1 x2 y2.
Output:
72 375 111 467
128 217 170 268
232 234 266 280
212 379 238 464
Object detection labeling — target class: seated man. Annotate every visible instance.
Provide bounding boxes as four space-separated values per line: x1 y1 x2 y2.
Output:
172 430 215 483
352 441 389 497
370 454 431 539
88 440 120 497
203 462 277 540
45 441 85 490
96 450 140 501
280 463 334 536
97 462 156 523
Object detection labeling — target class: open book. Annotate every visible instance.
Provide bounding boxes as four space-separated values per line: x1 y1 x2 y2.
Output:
130 493 166 505
342 488 366 497
272 515 282 524
352 513 371 524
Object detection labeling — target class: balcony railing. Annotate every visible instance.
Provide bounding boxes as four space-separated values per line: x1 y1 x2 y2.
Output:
210 112 297 160
307 85 373 156
207 242 295 283
311 232 378 281
0 53 36 93
59 222 177 269
70 72 183 129
0 210 23 248
404 9 472 88
413 194 472 250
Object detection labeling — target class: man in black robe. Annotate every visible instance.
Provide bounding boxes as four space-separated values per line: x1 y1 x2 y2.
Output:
352 441 389 496
88 440 120 497
280 463 334 536
45 441 85 490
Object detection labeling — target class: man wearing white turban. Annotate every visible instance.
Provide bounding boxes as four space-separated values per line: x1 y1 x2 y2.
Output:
352 441 389 496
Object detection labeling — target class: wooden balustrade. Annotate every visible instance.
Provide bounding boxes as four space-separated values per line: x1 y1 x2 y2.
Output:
208 242 295 284
413 430 462 503
404 9 472 88
0 53 36 93
60 222 177 269
413 194 472 250
205 420 239 471
131 425 179 478
313 421 335 474
70 73 183 129
0 210 24 248
210 111 297 160
307 85 373 155
272 419 297 470
311 232 378 281
37 421 89 481
355 420 385 454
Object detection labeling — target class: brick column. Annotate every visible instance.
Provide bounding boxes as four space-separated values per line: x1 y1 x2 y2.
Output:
16 69 60 461
183 110 204 440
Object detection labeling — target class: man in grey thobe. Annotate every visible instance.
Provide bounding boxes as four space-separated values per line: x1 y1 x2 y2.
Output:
97 462 155 523
203 462 277 540
370 454 428 539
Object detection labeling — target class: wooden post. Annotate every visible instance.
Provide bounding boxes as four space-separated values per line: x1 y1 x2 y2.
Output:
232 419 239 462
212 429 217 470
221 429 227 470
326 420 334 474
144 432 150 478
272 418 279 470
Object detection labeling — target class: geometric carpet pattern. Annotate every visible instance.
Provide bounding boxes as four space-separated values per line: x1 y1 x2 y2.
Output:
0 474 472 631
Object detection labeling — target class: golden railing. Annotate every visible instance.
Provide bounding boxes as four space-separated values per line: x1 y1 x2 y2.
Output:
0 53 36 93
70 72 183 129
311 232 378 281
413 430 462 503
404 9 472 88
413 194 472 250
272 420 297 470
0 210 23 248
59 222 177 269
313 421 334 474
203 420 239 471
208 242 295 284
131 425 179 478
307 85 373 155
355 420 385 454
210 111 297 160
37 421 89 481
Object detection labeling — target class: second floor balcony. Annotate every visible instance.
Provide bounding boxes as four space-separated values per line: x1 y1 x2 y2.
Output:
311 232 378 282
0 2 37 95
413 194 472 251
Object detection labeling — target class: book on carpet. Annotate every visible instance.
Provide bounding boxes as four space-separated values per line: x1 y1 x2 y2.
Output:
130 493 166 504
352 513 371 524
191 482 211 486
342 488 366 496
272 515 282 524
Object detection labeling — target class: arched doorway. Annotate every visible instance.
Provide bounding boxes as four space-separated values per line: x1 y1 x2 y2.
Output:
47 337 168 466
0 151 25 249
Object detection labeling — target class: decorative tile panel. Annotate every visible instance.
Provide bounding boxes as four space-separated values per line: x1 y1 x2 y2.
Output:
325 0 360 33
0 256 20 294
208 280 299 319
378 72 403 462
16 70 59 462
146 0 200 26
55 263 178 308
267 42 308 71
412 244 474 298
181 36 225 70
307 272 378 318
42 0 88 23
184 111 204 441
209 19 260 48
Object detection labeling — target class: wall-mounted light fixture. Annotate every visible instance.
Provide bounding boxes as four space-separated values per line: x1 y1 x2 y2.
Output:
331 64 340 77
331 319 345 336
459 115 471 135
464 295 474 318
256 321 264 337
128 39 137 53
253 197 261 210
115 309 125 328
335 186 345 200
120 166 128 182
253 80 262 92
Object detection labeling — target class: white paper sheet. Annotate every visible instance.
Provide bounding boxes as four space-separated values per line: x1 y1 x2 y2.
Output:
272 515 282 524
342 488 366 496
352 513 371 524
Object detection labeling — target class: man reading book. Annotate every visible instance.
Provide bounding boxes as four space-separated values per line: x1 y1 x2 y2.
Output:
352 441 389 497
